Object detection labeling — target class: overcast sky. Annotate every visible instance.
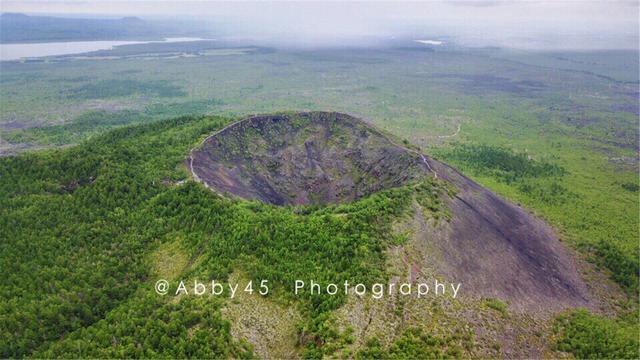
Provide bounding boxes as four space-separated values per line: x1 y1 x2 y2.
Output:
2 1 638 49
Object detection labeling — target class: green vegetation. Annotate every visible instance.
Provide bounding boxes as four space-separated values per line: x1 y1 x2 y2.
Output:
4 99 222 145
554 309 639 359
5 109 145 144
356 328 464 359
0 116 223 357
0 115 452 357
67 79 186 99
413 177 455 221
439 143 566 181
481 298 508 316
34 296 253 358
437 143 572 205
621 182 639 192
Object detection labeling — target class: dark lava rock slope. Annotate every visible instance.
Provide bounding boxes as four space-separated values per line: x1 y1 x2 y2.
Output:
421 159 591 312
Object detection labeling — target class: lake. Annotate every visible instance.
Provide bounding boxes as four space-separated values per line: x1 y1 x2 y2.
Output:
0 37 209 61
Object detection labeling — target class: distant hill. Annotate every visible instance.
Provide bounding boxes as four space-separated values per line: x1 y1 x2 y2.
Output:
0 13 160 43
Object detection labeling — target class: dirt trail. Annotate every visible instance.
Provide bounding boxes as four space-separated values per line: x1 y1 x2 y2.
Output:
403 147 438 179
373 135 438 179
438 123 461 139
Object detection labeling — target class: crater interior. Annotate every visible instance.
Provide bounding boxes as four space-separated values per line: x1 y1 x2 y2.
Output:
190 111 428 205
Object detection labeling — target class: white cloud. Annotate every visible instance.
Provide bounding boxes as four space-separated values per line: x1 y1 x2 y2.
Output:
1 1 638 49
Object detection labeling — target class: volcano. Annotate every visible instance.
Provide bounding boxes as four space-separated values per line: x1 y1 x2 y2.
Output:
189 111 591 311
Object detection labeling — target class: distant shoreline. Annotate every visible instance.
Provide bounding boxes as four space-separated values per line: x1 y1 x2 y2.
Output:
0 37 211 61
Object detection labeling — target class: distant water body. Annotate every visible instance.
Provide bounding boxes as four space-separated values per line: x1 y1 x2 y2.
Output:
0 37 209 61
414 40 445 46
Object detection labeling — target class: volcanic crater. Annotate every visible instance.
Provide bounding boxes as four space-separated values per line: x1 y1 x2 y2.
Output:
189 111 592 311
190 111 429 206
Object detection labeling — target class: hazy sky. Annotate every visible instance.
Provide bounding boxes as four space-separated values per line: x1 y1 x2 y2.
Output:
2 1 638 49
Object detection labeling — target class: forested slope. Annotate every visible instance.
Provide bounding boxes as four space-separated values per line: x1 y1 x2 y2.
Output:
0 115 447 357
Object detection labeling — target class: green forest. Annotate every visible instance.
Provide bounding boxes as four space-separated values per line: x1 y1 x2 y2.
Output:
0 115 450 357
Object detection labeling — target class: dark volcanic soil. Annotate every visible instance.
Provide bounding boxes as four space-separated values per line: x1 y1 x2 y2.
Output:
419 158 591 312
190 111 592 312
190 112 427 205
